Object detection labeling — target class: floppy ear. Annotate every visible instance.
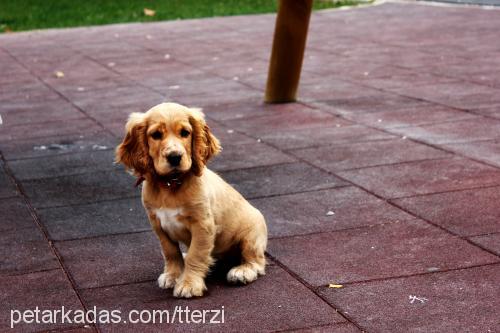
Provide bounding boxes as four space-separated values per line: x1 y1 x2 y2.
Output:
189 108 221 176
115 112 151 175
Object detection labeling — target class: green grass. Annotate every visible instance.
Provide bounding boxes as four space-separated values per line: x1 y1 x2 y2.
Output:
0 0 367 32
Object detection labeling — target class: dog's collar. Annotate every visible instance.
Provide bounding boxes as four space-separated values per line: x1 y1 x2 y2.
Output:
134 172 186 191
134 176 145 187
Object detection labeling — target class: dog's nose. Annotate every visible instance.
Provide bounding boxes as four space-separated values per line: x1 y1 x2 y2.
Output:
167 153 182 167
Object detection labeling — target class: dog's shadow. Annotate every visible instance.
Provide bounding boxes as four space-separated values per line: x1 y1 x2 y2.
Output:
206 252 243 286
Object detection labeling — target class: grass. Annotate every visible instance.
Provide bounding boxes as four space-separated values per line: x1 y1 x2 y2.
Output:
0 0 368 32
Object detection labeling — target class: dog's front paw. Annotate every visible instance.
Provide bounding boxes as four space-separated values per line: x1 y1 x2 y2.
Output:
173 276 206 298
158 272 177 289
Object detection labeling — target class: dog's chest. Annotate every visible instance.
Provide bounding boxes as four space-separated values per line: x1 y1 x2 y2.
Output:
154 208 187 237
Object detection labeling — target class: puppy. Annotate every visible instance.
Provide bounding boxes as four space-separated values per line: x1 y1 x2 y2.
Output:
116 102 267 298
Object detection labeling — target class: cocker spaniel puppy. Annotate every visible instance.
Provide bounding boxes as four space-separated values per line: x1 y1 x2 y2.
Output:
116 102 267 298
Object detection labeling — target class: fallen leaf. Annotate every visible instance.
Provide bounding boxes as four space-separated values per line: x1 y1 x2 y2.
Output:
328 284 343 288
54 71 65 78
144 8 156 16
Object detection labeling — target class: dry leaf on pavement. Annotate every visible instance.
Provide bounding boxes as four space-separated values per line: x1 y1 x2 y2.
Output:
328 284 343 289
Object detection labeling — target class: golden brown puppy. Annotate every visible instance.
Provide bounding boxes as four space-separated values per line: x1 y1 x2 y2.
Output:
116 102 267 298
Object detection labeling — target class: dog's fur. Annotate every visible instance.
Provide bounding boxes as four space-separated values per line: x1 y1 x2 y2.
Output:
116 103 267 298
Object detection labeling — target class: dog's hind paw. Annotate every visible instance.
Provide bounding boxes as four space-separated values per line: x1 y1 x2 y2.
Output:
227 264 260 284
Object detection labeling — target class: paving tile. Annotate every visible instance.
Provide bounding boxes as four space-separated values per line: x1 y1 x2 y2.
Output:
267 219 499 286
359 69 457 91
260 124 394 150
210 141 295 172
469 233 500 256
9 150 118 180
0 269 85 332
319 265 500 333
417 59 500 87
74 40 148 60
46 327 97 333
0 197 34 232
223 108 348 137
151 76 257 102
69 85 165 114
288 323 361 333
39 62 124 93
389 117 500 145
203 101 315 122
0 82 59 103
470 104 500 119
0 226 59 275
291 139 448 172
0 168 17 199
391 80 500 109
55 232 161 289
80 265 345 332
222 162 347 199
344 105 475 129
393 186 500 236
95 53 190 78
252 186 414 238
338 158 500 199
295 77 379 102
22 170 139 209
174 88 261 108
204 122 257 146
0 98 84 126
0 117 102 142
115 63 206 86
319 93 427 114
0 86 60 108
443 139 500 168
38 197 149 241
0 131 118 161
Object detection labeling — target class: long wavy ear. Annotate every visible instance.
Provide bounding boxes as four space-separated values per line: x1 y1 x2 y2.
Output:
115 112 151 175
189 108 221 176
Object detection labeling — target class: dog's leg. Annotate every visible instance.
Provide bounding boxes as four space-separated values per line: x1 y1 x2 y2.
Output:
227 230 267 284
173 221 215 298
148 213 184 289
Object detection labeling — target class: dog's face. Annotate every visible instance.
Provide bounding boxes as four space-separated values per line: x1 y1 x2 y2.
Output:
116 103 220 178
146 107 194 175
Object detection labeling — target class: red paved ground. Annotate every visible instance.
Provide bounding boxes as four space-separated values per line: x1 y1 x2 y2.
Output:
1 2 500 332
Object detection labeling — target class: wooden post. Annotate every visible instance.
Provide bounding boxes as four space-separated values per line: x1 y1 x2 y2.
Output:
265 0 313 103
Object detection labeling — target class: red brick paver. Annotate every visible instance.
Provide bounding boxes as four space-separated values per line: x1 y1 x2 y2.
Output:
1 2 500 332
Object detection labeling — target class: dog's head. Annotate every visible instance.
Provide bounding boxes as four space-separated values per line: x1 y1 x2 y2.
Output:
115 103 221 178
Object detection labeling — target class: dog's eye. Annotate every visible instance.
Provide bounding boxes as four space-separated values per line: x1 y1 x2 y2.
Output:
180 129 190 138
151 131 162 140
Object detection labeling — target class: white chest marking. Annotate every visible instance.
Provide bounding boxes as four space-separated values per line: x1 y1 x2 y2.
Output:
155 208 185 234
